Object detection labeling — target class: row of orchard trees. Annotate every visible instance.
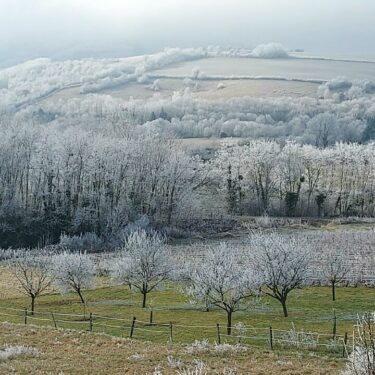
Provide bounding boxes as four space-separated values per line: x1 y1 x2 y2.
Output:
0 125 197 247
212 140 375 217
5 229 369 336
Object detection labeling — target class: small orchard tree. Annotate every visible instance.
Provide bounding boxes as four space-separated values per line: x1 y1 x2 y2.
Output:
52 251 96 304
321 248 350 301
7 250 53 314
111 229 171 308
187 243 260 335
250 231 311 317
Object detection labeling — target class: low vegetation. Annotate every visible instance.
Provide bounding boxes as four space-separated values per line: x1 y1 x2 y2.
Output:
0 322 343 374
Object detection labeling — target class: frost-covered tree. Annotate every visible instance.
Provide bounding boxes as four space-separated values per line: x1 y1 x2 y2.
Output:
187 243 260 335
249 231 311 317
111 230 171 308
52 251 96 304
7 250 53 314
308 113 339 148
320 248 350 301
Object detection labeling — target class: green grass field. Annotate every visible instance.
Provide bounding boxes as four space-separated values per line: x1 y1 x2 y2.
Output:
0 282 373 353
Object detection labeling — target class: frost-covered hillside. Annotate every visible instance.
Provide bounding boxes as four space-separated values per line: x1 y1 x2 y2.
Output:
1 44 375 143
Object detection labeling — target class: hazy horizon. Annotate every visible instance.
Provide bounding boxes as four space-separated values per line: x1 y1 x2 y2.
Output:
2 0 375 68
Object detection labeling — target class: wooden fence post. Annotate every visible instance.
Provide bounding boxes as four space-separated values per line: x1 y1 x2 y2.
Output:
149 310 153 325
216 323 221 345
51 312 57 328
89 313 93 332
24 308 27 325
130 317 136 338
342 332 348 358
332 309 337 340
269 326 274 350
169 322 173 344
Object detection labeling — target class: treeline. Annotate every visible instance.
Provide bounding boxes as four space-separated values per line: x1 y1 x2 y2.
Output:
1 122 375 247
212 140 375 217
12 86 375 145
0 126 197 248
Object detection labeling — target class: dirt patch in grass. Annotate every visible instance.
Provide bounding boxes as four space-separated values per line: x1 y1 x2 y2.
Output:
0 322 343 374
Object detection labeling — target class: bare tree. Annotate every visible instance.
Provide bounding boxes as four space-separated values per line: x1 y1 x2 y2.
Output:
187 243 259 335
111 229 171 308
52 251 96 304
321 247 350 301
249 231 311 317
7 250 53 314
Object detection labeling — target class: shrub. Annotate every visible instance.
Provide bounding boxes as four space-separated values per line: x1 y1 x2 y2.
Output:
59 233 103 253
341 314 375 375
0 345 40 362
280 324 319 350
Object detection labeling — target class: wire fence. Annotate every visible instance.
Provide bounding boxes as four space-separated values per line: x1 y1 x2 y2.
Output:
0 306 352 356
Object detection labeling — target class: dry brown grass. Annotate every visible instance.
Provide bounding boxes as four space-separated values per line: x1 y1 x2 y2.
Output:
0 266 58 299
0 267 24 299
0 322 343 375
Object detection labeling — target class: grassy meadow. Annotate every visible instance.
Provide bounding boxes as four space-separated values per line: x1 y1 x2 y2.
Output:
0 273 373 349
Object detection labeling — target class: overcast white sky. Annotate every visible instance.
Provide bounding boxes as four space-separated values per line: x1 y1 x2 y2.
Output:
1 0 375 67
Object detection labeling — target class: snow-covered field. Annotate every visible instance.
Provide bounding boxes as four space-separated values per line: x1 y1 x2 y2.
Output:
2 45 375 112
155 56 375 83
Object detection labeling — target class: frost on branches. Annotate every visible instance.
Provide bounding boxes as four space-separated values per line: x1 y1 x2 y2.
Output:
341 314 375 375
249 231 312 317
7 250 53 314
111 229 172 308
52 251 96 304
187 243 260 335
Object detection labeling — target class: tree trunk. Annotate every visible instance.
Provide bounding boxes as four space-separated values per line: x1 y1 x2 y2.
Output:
31 295 35 315
226 310 232 335
142 292 147 308
281 299 288 318
332 281 336 301
77 288 85 304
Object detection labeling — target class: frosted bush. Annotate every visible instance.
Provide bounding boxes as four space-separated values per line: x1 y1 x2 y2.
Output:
178 360 207 375
280 324 319 350
185 340 210 354
59 233 103 252
127 353 145 361
235 322 246 343
341 314 375 375
185 340 247 354
167 356 184 369
178 361 237 375
0 345 40 362
341 348 374 375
